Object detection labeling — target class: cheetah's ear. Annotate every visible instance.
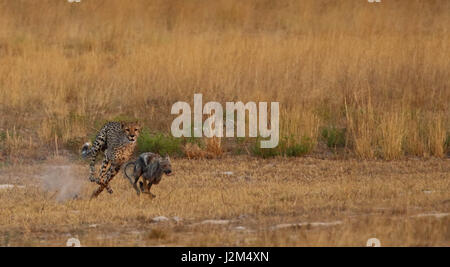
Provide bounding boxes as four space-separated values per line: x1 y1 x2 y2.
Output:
120 122 125 129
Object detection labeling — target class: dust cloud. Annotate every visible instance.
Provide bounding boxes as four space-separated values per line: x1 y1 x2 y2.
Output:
37 165 84 202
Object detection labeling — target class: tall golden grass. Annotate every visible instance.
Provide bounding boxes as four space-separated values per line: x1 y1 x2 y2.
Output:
0 0 449 159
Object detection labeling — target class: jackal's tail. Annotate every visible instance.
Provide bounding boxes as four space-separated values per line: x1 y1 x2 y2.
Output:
81 142 92 158
123 161 136 182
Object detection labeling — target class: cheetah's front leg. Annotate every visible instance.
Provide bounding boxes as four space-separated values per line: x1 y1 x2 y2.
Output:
96 158 113 193
90 164 120 199
88 156 99 183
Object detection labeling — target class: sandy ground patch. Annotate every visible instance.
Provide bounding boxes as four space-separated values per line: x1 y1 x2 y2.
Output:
0 156 448 246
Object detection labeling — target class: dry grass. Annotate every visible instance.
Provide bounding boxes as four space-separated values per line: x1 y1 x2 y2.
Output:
0 0 449 247
0 0 449 159
184 136 223 159
0 156 448 246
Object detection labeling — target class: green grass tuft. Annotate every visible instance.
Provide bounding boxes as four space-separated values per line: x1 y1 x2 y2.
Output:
321 126 346 149
138 129 183 156
251 135 314 158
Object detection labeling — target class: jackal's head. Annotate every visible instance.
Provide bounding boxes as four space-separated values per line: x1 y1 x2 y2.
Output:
121 121 141 142
159 154 172 176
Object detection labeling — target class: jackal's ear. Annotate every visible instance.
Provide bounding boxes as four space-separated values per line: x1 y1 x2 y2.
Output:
164 153 170 160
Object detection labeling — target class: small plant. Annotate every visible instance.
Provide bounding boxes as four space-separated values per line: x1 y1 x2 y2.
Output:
251 141 280 158
321 126 346 149
281 135 315 157
0 131 6 142
445 132 450 154
283 136 314 157
251 135 314 158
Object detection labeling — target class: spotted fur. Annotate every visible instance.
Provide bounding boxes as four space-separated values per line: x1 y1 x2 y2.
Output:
81 121 141 199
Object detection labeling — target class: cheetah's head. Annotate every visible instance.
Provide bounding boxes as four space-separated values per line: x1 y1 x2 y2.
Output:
121 121 141 142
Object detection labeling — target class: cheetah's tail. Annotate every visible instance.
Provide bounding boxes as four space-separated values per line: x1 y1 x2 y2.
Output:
81 142 92 158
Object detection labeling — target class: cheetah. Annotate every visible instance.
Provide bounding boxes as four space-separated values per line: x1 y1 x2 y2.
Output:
81 121 141 199
123 152 172 197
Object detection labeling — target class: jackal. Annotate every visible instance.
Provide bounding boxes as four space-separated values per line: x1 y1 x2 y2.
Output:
123 152 172 197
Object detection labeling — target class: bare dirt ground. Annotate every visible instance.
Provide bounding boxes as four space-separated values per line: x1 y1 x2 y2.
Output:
0 156 448 247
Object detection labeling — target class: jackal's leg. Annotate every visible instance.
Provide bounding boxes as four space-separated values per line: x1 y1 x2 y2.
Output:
139 180 155 198
139 181 146 193
129 164 143 195
132 177 141 195
146 182 155 198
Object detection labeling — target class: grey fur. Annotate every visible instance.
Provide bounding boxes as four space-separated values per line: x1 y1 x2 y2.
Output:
123 152 172 197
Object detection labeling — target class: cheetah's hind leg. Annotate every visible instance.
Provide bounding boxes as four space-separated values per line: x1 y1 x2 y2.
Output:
90 168 115 199
90 180 113 199
91 184 105 199
92 158 113 193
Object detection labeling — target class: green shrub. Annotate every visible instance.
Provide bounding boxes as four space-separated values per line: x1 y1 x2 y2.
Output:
283 137 314 157
251 141 280 158
182 127 205 149
321 126 346 148
251 135 314 158
137 130 183 156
